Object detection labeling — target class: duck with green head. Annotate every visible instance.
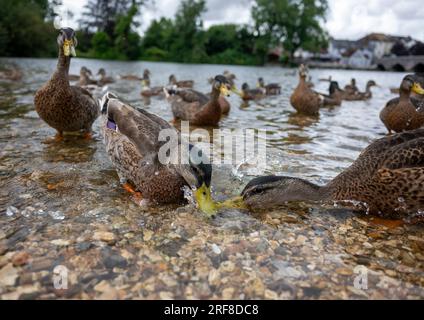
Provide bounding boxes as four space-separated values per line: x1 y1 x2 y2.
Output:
100 92 217 217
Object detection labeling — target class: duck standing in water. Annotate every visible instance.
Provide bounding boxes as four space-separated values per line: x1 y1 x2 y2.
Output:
78 67 97 87
34 28 99 141
166 75 231 126
290 64 323 116
239 83 265 101
257 77 281 95
380 74 424 134
241 129 424 217
100 92 217 216
344 78 359 95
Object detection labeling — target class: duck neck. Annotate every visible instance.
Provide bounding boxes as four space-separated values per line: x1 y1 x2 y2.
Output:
399 88 410 102
57 47 71 75
210 86 220 101
295 180 330 202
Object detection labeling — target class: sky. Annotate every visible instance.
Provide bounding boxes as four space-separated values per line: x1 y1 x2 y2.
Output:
60 0 424 41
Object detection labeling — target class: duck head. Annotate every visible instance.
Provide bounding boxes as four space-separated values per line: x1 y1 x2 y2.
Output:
177 145 216 217
57 28 77 57
401 75 424 95
97 68 106 77
298 64 308 79
213 75 231 97
257 77 265 88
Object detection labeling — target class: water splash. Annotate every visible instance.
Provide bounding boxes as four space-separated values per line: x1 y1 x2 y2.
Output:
6 206 19 217
49 210 65 221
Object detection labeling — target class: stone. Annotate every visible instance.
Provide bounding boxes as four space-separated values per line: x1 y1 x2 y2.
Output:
208 268 220 286
264 289 279 300
0 263 18 286
159 291 174 300
143 230 153 242
93 231 116 244
222 287 235 299
11 251 30 266
51 239 70 246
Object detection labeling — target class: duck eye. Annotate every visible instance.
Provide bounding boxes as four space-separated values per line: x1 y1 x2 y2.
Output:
202 192 206 196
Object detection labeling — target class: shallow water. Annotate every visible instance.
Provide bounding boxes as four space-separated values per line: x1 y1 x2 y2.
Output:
0 57 423 299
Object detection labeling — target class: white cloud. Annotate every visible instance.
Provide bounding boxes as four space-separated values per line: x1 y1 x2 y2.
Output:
61 0 424 41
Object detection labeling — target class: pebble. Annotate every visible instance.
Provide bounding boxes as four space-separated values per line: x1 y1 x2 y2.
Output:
264 289 279 300
221 287 235 299
143 230 153 242
6 206 19 217
159 291 174 300
0 263 19 286
93 231 116 244
51 239 70 247
49 210 65 220
11 251 30 266
211 243 221 255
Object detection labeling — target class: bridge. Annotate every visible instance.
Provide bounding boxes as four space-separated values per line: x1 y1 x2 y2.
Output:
375 56 424 72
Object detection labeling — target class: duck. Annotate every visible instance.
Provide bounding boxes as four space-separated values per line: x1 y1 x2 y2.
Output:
380 74 424 134
100 92 216 216
239 83 265 101
241 128 424 216
319 81 344 107
34 28 99 140
174 87 231 115
0 63 23 81
169 74 194 88
344 80 377 101
120 69 147 81
344 78 359 95
257 77 281 95
290 64 323 116
78 67 97 87
140 70 164 98
69 66 91 82
97 68 115 86
166 75 231 126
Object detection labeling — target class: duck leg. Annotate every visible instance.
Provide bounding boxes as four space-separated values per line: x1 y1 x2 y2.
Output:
122 182 143 203
43 131 63 144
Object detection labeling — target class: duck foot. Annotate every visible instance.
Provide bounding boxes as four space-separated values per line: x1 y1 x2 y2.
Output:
43 132 64 144
83 132 93 140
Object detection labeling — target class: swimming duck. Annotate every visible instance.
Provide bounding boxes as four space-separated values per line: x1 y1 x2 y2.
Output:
174 87 231 115
257 77 281 95
100 92 216 216
344 80 377 101
34 28 99 140
318 81 343 107
167 75 231 126
290 64 323 116
241 128 424 216
78 67 97 87
344 78 359 95
69 66 90 82
239 83 265 101
169 74 194 88
0 63 23 81
380 75 424 134
120 69 146 81
97 68 115 86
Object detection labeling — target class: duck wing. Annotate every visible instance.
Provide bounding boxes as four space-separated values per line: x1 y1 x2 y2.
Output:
177 89 209 105
411 96 424 112
106 99 176 163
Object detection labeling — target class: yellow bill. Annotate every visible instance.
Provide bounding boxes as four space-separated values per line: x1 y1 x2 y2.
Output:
231 85 243 97
219 84 231 97
195 183 217 217
63 39 76 57
216 196 247 210
412 82 424 95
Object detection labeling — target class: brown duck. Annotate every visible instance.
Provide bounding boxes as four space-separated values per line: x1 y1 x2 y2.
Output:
290 64 323 116
257 77 281 95
239 83 265 101
100 92 217 216
241 129 424 216
177 88 231 115
34 28 99 140
344 80 377 101
169 74 194 88
97 68 115 86
380 75 424 134
167 75 231 126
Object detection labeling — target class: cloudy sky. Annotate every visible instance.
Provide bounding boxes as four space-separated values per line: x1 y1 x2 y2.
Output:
60 0 424 41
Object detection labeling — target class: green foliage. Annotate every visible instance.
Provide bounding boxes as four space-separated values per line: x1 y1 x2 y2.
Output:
252 0 329 60
0 0 59 57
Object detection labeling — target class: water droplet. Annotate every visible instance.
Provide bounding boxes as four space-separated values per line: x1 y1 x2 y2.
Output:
49 210 65 220
6 206 19 217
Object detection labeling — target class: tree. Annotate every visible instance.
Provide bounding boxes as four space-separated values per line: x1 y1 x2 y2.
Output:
252 0 329 62
170 0 207 62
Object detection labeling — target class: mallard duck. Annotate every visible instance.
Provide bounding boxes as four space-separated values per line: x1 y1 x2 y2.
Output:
34 28 99 140
97 68 115 86
257 77 281 95
380 75 424 134
290 64 323 116
167 75 231 126
344 78 359 95
140 71 165 98
78 67 97 86
239 83 265 101
174 87 231 115
318 81 343 107
100 92 216 216
344 80 377 101
69 66 91 82
169 74 194 88
0 63 23 81
120 69 146 81
241 129 424 216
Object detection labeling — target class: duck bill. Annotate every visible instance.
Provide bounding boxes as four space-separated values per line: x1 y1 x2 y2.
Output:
412 82 424 95
194 183 217 217
220 85 231 97
63 40 76 57
231 86 243 97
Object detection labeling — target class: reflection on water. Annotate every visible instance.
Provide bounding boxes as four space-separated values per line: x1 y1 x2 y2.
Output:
0 57 423 299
